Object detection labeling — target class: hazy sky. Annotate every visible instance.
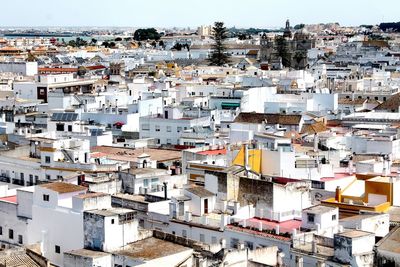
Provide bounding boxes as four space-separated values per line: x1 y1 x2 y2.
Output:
1 0 399 28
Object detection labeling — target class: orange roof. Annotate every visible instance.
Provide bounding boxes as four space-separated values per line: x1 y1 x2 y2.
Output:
0 46 21 51
38 67 77 73
198 149 226 155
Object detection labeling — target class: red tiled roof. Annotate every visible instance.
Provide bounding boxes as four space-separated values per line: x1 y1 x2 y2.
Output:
0 195 17 203
38 67 77 73
198 149 226 156
247 217 302 232
86 65 106 70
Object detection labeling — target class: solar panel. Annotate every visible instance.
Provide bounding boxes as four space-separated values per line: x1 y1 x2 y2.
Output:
51 113 78 121
90 129 104 136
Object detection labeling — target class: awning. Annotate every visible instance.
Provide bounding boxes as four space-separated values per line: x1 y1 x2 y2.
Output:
221 102 240 109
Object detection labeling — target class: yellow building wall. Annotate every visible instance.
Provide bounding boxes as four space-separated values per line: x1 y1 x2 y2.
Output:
364 181 393 204
232 147 261 174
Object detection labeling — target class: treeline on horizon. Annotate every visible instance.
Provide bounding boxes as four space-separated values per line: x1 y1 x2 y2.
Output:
379 22 400 32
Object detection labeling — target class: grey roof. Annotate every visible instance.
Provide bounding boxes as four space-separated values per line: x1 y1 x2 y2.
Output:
51 112 78 121
65 249 110 258
86 208 136 217
186 187 215 198
375 226 400 253
303 205 337 215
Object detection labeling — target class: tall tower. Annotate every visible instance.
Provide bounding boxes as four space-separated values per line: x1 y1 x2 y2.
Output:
283 19 292 39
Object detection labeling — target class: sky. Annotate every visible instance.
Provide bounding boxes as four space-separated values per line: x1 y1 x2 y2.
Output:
1 0 399 28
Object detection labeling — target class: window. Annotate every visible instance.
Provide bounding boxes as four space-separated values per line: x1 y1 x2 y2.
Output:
9 229 13 239
211 236 217 244
245 241 254 250
56 124 65 131
166 126 171 132
143 179 149 188
43 194 50 202
55 245 60 254
68 125 72 132
230 238 239 249
200 234 205 242
45 156 51 164
182 230 187 238
177 127 182 133
166 139 172 145
141 124 150 131
155 125 160 132
111 219 115 224
307 213 315 223
0 226 2 235
18 235 23 244
332 214 337 221
20 173 24 180
46 175 51 180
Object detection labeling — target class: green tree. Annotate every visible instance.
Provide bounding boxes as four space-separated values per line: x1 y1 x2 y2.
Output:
275 36 291 68
294 24 305 30
115 37 122 42
90 38 97 45
208 22 230 66
133 28 161 41
68 40 77 47
172 43 183 51
102 41 110 48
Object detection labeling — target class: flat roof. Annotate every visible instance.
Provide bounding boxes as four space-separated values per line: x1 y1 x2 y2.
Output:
65 248 110 258
197 149 226 156
115 237 190 260
86 208 135 217
303 205 337 215
40 182 87 194
336 230 373 238
74 192 108 199
92 146 181 163
186 187 215 198
126 168 168 176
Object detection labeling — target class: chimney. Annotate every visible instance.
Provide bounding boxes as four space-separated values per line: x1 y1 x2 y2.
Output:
275 225 280 235
163 182 168 200
349 157 353 175
313 133 319 152
220 238 226 249
335 186 342 203
258 221 263 231
312 240 317 254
